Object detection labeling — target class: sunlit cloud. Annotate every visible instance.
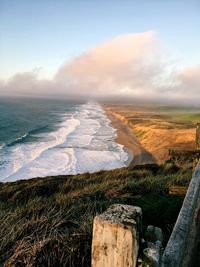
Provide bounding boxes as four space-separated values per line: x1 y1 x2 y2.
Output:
0 31 199 104
55 31 164 97
178 65 200 93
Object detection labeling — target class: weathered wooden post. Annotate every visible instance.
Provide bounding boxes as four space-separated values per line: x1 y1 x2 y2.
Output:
91 204 142 267
193 123 200 170
196 123 200 151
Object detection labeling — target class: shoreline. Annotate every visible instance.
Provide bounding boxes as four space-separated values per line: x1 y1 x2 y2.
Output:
105 107 156 166
123 146 134 166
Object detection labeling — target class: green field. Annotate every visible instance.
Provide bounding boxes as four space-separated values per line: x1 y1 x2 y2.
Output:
172 113 200 122
153 105 200 123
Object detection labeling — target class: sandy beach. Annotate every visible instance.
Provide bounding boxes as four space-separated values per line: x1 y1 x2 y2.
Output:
105 108 156 166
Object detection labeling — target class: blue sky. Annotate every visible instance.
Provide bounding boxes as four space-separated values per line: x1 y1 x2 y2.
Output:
0 0 200 80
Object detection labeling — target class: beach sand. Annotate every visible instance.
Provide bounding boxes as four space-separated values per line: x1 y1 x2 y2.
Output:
106 109 156 166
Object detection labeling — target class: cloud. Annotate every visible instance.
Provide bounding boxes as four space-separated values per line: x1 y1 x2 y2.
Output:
0 31 199 104
159 64 200 105
0 71 56 97
55 31 165 98
179 65 200 93
175 65 200 104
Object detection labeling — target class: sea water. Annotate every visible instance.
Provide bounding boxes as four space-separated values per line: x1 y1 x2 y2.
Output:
0 97 128 182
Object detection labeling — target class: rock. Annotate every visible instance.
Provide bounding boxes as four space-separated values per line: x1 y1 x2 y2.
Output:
91 204 142 267
143 242 160 267
143 225 163 267
144 225 163 243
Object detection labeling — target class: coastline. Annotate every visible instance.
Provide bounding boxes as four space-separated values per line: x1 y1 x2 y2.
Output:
105 107 155 166
123 146 134 166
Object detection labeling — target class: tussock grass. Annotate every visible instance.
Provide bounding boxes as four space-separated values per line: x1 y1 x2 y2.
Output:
0 163 192 266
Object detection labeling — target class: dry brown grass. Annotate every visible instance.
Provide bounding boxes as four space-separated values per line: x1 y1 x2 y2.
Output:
106 104 196 163
0 164 192 266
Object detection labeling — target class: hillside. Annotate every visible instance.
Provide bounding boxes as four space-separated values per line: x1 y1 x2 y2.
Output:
105 104 196 163
0 163 192 266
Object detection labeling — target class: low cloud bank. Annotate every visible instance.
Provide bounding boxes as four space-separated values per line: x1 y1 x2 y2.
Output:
0 31 199 104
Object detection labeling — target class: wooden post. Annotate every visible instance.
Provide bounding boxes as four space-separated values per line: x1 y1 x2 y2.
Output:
196 123 200 150
91 204 142 267
194 123 200 171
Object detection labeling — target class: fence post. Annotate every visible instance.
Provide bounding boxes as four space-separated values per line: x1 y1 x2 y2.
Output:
196 123 200 150
91 204 142 267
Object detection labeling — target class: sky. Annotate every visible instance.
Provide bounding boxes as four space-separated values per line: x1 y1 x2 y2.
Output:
0 0 200 104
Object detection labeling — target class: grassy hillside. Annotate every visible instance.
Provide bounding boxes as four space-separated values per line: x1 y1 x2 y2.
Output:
106 104 196 163
0 162 192 267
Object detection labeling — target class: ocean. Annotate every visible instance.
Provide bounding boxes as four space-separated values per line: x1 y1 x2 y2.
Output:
0 97 128 182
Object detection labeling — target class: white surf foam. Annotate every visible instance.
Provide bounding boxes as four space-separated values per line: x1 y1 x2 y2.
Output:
0 144 5 150
0 102 129 182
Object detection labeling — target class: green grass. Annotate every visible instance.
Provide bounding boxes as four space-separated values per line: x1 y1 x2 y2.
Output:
0 163 192 266
172 113 200 122
153 105 200 114
150 105 200 125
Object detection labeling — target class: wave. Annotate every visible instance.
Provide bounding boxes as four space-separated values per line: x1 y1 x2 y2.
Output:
0 102 128 182
0 143 5 150
1 116 80 182
7 133 29 147
29 125 49 135
6 125 49 147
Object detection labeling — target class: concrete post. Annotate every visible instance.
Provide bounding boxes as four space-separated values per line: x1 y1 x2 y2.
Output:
91 204 142 267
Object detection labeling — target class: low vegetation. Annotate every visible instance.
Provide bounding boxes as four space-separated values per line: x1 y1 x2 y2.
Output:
106 104 197 164
0 162 192 266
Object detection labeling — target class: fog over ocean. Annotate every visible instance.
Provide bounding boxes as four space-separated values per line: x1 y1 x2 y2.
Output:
0 97 128 182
